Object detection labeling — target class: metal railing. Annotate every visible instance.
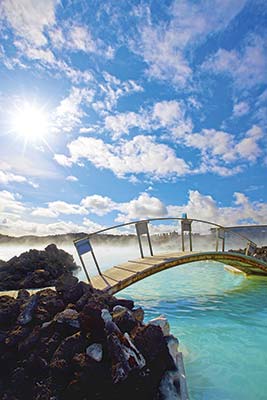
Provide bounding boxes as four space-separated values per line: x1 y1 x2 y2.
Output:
73 217 257 284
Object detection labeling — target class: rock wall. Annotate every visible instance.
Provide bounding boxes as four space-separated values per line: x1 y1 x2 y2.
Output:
0 274 184 400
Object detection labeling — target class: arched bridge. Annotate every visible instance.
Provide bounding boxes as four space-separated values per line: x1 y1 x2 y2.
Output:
74 218 267 295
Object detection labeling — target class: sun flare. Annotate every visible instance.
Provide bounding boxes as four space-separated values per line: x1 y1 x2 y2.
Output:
11 102 49 142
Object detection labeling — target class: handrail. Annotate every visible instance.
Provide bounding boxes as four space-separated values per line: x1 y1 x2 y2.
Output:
73 217 256 247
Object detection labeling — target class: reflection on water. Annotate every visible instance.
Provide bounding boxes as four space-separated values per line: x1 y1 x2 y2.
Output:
1 243 267 399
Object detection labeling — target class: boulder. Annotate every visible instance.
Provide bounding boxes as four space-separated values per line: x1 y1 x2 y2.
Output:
17 294 39 325
134 324 175 372
0 296 20 327
86 343 103 362
112 307 140 334
132 307 144 323
107 331 145 384
148 315 170 336
54 309 80 329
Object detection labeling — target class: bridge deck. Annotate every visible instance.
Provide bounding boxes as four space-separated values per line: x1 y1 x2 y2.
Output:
91 251 267 294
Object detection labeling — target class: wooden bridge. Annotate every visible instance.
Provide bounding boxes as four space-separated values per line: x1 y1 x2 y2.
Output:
74 217 267 295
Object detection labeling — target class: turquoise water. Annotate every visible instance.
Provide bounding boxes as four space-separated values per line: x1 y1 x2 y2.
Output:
119 262 267 400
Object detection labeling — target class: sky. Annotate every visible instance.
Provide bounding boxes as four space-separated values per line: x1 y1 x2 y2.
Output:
0 0 266 236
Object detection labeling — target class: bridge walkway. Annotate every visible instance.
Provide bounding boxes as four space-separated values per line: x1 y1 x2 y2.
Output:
91 251 267 295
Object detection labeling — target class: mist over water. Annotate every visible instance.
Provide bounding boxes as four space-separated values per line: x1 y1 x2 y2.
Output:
1 232 267 399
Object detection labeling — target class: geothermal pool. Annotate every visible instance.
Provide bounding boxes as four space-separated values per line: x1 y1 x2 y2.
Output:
119 263 267 400
1 243 267 399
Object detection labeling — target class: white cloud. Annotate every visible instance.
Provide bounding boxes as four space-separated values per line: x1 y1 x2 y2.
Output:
132 0 246 86
52 86 94 133
0 0 58 46
0 170 27 185
66 175 78 182
105 111 149 139
255 89 267 125
2 190 267 236
184 129 236 162
135 22 192 86
53 154 73 167
92 72 143 114
116 193 167 223
0 163 38 187
54 135 190 180
0 190 25 214
153 100 184 127
14 39 56 64
68 25 96 53
31 208 58 218
82 218 106 233
233 101 250 117
32 201 88 218
104 100 192 139
55 122 263 180
167 190 267 227
81 195 116 216
235 125 263 162
0 218 86 236
49 23 113 58
55 61 94 84
174 125 263 174
203 35 267 88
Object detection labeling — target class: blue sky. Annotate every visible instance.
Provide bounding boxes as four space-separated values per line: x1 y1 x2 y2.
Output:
0 0 266 236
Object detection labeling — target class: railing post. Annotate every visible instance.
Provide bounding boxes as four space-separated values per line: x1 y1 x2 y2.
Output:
189 229 193 252
135 221 153 258
137 230 144 258
216 228 225 252
215 228 219 252
181 217 193 252
77 252 92 285
181 229 185 252
74 237 101 282
147 228 154 256
222 236 225 252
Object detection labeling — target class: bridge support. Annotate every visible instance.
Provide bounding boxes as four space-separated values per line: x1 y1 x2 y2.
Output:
215 228 225 252
135 221 153 258
181 219 193 252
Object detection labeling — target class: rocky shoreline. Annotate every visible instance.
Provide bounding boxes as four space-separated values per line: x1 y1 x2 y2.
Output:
0 244 79 291
0 273 185 399
228 245 267 263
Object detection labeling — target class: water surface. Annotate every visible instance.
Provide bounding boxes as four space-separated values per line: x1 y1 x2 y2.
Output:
119 263 267 400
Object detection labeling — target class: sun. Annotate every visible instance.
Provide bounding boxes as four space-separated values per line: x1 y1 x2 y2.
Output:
11 102 49 143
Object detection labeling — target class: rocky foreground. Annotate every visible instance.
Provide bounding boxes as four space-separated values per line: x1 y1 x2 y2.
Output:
0 273 182 400
0 245 79 291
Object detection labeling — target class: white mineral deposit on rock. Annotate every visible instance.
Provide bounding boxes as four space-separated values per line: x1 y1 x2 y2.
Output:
148 314 170 336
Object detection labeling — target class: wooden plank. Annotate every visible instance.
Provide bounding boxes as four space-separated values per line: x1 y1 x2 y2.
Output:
91 274 112 290
102 267 134 281
114 262 149 273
